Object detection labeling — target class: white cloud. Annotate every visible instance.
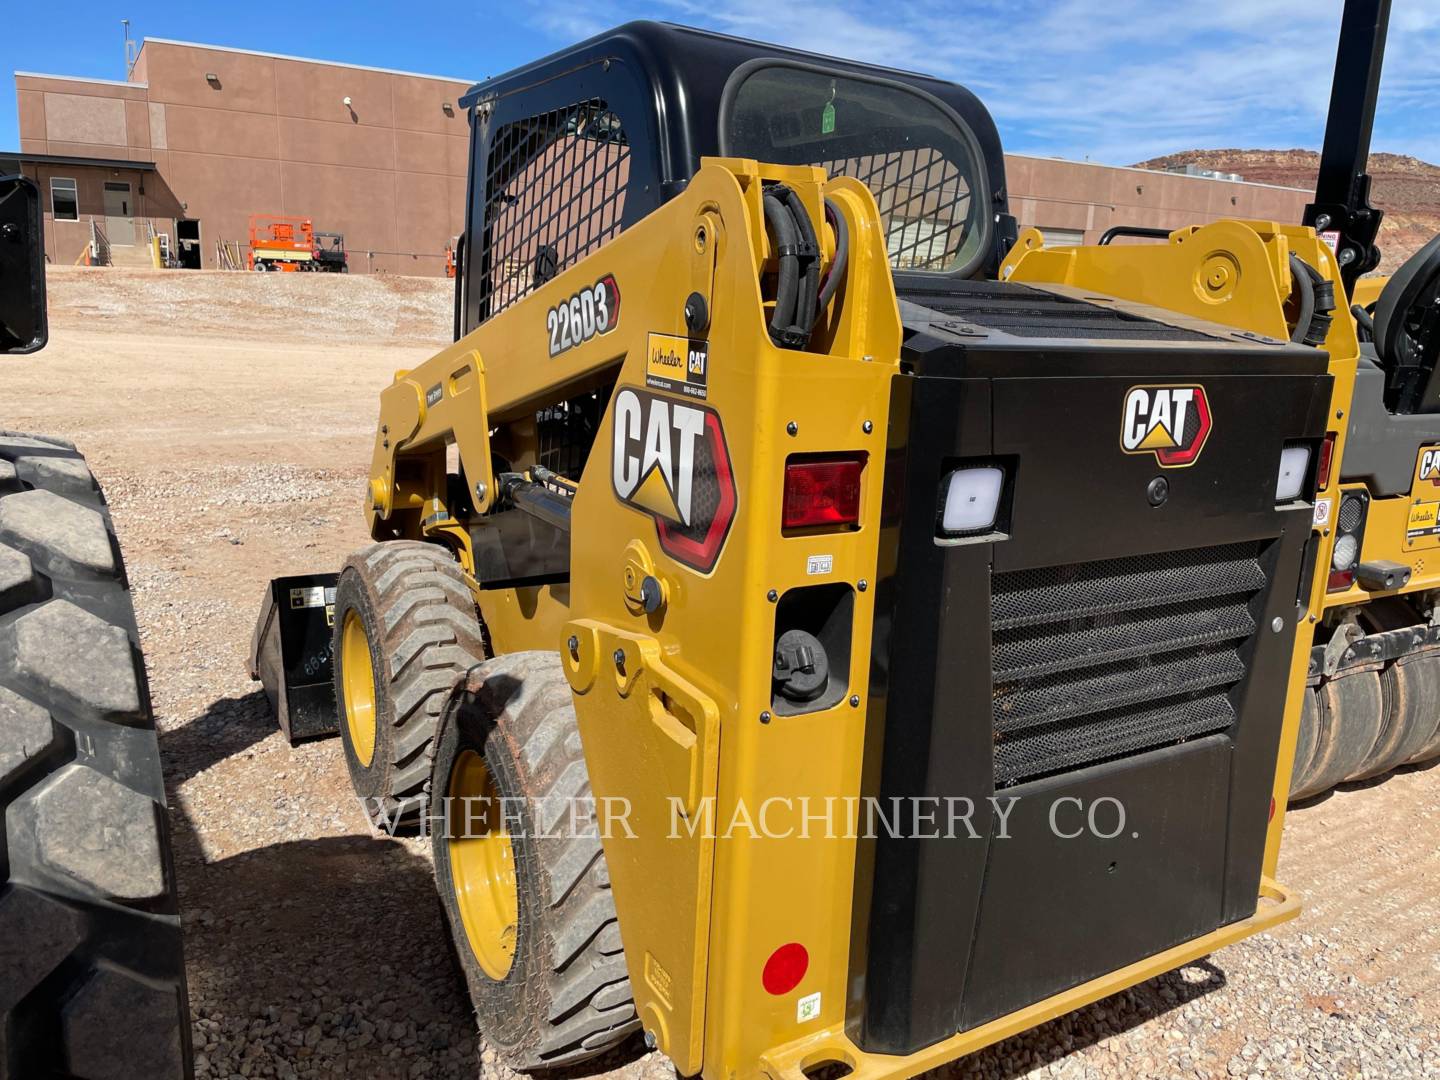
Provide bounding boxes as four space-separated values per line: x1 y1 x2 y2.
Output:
515 0 1440 165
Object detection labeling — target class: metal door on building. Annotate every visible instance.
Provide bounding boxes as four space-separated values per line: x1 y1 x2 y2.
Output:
177 218 202 269
103 182 134 245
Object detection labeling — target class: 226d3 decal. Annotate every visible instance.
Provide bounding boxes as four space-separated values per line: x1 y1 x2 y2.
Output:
1121 384 1213 467
612 386 736 572
547 274 620 357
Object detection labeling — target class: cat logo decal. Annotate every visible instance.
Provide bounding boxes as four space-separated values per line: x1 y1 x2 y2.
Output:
1121 384 1212 467
612 387 735 572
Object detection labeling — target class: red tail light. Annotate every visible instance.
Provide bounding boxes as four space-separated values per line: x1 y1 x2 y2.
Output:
1317 433 1337 490
783 456 863 529
1328 569 1355 591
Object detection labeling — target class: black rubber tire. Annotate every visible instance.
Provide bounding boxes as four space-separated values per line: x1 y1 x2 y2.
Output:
0 432 192 1079
1287 686 1322 800
1300 669 1384 797
1360 652 1440 778
1408 722 1440 764
1403 652 1440 765
332 541 488 829
431 651 639 1069
1353 660 1412 781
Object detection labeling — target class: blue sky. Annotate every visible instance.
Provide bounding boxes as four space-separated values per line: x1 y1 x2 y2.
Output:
4 0 1438 166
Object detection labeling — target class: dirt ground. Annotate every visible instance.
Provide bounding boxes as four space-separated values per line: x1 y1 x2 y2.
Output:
8 266 1439 1079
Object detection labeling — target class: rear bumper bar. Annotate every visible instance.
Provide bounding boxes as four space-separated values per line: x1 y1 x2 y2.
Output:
760 878 1298 1080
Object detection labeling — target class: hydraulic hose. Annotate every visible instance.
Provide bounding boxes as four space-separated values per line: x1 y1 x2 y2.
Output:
1302 260 1335 347
762 186 850 349
816 198 848 314
762 189 802 348
1353 303 1375 341
1289 254 1316 345
779 185 820 334
1288 255 1336 347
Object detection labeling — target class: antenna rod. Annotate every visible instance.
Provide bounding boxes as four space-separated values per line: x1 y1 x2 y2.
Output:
122 19 137 80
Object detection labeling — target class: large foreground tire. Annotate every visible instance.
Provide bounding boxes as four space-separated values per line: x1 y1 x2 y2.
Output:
431 652 639 1069
332 541 488 829
0 433 191 1079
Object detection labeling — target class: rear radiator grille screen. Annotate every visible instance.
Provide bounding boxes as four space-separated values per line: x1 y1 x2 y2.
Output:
990 543 1266 785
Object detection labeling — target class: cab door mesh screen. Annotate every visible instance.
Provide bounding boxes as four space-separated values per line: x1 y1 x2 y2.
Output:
817 150 971 270
479 100 630 320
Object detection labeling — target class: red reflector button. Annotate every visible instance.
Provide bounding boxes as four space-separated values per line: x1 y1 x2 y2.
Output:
763 943 809 995
783 457 863 529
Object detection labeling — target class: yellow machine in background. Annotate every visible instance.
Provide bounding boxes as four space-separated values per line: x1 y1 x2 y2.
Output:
1281 232 1440 801
1243 0 1440 805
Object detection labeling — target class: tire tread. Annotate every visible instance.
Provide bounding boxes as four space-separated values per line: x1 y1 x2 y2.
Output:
336 542 489 825
0 436 190 1079
434 651 639 1069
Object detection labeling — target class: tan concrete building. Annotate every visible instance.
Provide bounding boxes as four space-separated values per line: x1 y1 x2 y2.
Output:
9 40 1310 277
1005 154 1309 246
13 40 471 274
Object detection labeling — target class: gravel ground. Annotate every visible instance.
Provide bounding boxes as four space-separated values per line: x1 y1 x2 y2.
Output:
7 267 1439 1079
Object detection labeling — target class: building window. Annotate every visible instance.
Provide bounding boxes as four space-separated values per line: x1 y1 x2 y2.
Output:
51 178 78 221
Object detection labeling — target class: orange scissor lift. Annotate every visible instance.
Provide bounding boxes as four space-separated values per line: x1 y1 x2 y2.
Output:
248 214 318 272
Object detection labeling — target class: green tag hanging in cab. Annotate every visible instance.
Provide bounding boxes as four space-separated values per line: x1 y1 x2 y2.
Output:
821 101 835 134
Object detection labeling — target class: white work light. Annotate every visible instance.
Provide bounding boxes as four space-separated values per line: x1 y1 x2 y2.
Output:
940 466 1005 535
1275 445 1311 502
1332 532 1359 571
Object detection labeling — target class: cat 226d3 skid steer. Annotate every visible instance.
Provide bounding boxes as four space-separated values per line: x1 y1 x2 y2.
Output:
298 18 1364 1080
0 176 191 1079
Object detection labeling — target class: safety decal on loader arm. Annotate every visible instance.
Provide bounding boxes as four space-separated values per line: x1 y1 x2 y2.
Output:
611 386 736 573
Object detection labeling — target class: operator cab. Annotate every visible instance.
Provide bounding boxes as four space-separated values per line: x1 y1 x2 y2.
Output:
455 20 1014 338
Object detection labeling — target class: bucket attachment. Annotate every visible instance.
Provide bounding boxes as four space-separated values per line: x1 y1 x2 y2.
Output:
250 573 340 743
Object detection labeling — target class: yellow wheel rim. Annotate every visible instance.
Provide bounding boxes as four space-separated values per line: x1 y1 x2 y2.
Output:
447 749 518 980
340 609 378 769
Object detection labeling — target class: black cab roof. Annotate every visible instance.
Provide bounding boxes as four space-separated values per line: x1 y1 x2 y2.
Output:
458 21 1012 330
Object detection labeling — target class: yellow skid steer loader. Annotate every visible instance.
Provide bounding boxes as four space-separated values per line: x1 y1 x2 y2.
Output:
246 5 1403 1077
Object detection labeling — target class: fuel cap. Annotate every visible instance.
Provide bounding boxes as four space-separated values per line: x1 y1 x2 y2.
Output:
773 629 829 703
